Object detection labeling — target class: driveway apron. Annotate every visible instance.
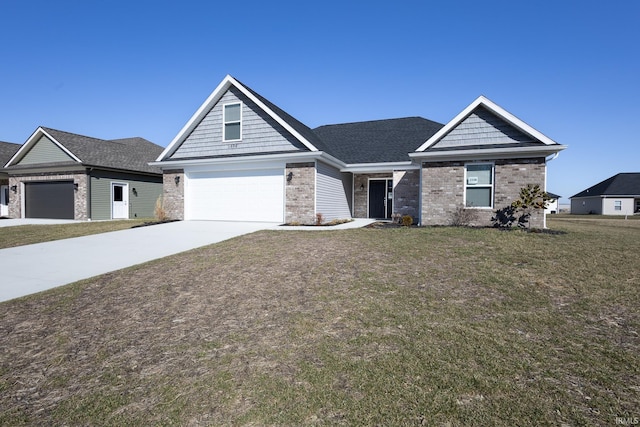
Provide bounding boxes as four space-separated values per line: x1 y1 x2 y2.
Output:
0 221 275 303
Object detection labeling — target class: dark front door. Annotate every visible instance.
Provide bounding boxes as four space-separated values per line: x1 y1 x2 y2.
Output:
369 179 393 219
24 181 75 219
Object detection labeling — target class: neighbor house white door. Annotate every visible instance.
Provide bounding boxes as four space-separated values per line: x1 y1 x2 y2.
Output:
0 185 8 217
111 183 129 219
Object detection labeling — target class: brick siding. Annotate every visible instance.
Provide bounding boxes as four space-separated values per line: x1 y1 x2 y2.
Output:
285 162 315 224
421 158 546 227
162 169 184 220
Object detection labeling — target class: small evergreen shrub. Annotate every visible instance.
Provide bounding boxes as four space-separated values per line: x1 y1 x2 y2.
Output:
401 215 413 227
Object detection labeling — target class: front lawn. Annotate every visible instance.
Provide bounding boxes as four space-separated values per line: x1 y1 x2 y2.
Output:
0 217 638 425
0 219 150 249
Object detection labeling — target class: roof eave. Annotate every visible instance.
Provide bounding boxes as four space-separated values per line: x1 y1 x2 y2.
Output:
341 161 419 173
409 145 567 162
151 151 345 170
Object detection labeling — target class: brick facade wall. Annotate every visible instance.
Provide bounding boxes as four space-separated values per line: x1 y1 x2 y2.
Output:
162 169 184 220
393 169 420 220
285 162 315 224
8 172 89 220
421 158 546 227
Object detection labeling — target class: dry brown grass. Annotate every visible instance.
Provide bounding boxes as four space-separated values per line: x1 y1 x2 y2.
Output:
0 217 638 425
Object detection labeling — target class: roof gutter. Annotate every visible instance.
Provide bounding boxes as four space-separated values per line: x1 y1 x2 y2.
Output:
409 145 567 162
150 150 347 171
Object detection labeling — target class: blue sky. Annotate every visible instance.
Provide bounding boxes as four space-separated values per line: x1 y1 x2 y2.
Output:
1 1 638 202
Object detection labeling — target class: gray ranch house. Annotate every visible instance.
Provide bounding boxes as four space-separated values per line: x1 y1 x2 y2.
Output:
570 173 640 215
0 140 21 217
4 127 163 220
153 75 566 228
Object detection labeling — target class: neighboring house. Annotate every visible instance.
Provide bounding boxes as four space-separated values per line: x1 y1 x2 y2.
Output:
0 141 21 217
545 192 561 215
4 127 163 220
153 75 567 228
570 173 640 215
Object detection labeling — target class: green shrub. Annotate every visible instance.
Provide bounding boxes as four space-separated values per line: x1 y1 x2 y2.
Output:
401 215 413 227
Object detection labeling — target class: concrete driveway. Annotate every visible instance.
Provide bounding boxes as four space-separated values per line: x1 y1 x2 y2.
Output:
0 221 276 303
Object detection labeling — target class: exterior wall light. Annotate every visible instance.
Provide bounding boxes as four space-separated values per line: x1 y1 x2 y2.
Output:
175 175 180 185
10 185 17 192
287 172 293 182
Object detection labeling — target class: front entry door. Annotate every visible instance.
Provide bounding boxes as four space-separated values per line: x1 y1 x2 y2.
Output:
111 183 129 219
369 179 393 219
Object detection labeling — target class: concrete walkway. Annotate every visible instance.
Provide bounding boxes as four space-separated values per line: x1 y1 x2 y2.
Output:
0 221 275 303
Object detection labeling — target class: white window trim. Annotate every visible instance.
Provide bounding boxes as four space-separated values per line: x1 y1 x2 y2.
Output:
464 162 495 209
223 102 242 142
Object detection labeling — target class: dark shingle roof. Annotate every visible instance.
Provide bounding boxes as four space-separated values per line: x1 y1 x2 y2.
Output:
12 128 162 174
571 173 640 198
235 78 332 153
0 141 20 166
313 117 444 163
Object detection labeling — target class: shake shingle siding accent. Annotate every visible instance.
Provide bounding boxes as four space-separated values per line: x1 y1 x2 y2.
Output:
433 106 535 149
171 87 307 159
17 135 75 165
316 161 352 221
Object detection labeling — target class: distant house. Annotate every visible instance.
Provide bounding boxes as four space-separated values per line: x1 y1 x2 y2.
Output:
3 127 163 220
545 192 561 215
0 141 21 217
153 75 567 228
570 173 640 215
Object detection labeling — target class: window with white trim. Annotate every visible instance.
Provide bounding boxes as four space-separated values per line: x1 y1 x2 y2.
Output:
614 200 622 211
465 163 494 208
223 102 241 141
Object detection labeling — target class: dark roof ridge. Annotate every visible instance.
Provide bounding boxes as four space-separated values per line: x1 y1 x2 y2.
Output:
315 116 443 129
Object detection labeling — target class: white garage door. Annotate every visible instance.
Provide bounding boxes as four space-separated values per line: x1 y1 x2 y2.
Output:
186 169 284 222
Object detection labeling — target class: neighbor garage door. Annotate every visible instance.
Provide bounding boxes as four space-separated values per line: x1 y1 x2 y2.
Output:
186 169 284 222
24 181 75 219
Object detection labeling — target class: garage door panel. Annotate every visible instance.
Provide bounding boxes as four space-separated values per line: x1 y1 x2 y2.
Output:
25 181 75 219
186 169 284 222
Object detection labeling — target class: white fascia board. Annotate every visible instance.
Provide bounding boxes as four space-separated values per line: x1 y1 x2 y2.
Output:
409 144 567 162
151 151 344 170
415 96 560 152
228 76 319 152
156 76 234 162
341 161 419 173
5 127 82 167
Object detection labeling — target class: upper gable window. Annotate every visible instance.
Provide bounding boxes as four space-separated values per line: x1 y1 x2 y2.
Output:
465 163 494 208
223 103 242 142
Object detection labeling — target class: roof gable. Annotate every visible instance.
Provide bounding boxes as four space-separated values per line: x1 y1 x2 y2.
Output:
6 127 82 167
157 75 322 161
6 127 162 175
571 173 640 198
416 96 560 152
168 85 312 160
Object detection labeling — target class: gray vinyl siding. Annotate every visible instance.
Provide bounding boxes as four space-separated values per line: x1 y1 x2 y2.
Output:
570 196 603 215
434 106 535 148
316 161 352 220
90 170 162 220
18 135 76 165
170 86 307 159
